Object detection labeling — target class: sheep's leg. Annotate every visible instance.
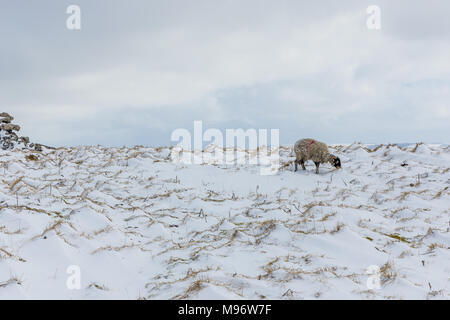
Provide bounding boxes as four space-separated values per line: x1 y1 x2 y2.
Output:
314 162 320 174
294 160 298 172
300 159 306 170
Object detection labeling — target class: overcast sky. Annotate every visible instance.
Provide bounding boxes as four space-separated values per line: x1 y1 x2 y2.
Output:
1 0 449 147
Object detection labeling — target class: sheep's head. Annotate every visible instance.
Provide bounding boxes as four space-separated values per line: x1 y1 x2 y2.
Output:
329 155 342 169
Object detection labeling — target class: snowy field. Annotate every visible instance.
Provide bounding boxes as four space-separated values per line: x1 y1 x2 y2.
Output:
0 143 449 299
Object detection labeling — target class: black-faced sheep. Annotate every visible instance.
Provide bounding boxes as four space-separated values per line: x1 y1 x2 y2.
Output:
294 138 341 174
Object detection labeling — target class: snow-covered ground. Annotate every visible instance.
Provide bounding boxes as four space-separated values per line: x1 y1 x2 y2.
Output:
0 143 448 299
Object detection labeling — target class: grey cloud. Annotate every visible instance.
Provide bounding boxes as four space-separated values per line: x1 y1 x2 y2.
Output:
1 0 449 146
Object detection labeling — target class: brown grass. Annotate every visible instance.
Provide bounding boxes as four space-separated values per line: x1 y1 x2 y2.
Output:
87 282 109 291
0 248 26 262
380 261 397 285
0 275 23 288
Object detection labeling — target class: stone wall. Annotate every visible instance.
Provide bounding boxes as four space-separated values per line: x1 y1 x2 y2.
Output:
0 112 42 151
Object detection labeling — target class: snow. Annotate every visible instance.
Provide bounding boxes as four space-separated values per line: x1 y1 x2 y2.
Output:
0 143 449 299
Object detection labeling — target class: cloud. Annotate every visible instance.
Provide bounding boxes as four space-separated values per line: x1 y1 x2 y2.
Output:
1 0 449 146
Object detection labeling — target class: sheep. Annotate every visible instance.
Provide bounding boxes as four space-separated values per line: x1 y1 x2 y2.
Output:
293 138 341 174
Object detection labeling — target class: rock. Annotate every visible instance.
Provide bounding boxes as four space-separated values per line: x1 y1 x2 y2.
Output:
0 113 14 123
20 136 30 145
8 133 19 141
1 123 20 131
34 143 43 152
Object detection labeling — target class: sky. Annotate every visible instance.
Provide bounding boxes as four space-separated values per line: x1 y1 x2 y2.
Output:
1 0 449 147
